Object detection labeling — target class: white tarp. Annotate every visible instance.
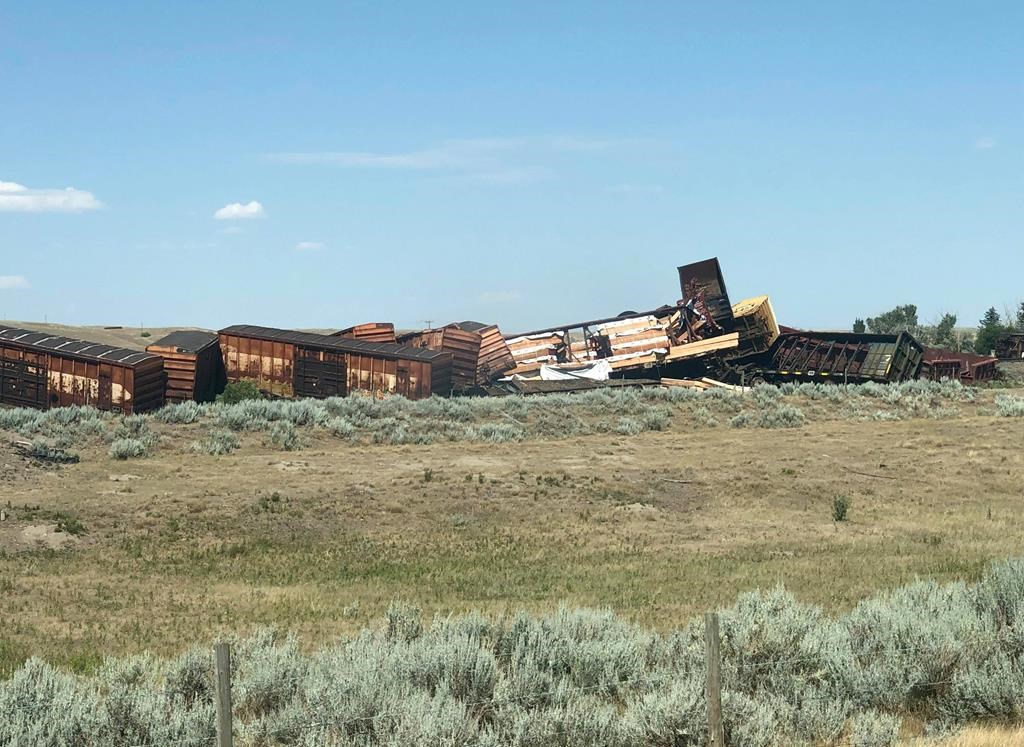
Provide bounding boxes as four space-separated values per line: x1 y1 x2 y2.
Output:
538 360 613 381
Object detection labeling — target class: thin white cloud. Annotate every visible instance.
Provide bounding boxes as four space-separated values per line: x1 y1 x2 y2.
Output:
265 135 640 184
267 138 524 170
214 200 265 220
975 137 997 150
0 181 102 213
478 290 521 303
607 183 665 195
295 241 324 251
0 275 30 290
218 225 244 235
463 167 552 185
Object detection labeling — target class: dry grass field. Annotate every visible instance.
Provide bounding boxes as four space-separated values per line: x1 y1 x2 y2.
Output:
2 388 1023 683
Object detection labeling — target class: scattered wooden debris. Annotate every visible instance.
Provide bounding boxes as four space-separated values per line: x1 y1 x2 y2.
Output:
13 441 80 464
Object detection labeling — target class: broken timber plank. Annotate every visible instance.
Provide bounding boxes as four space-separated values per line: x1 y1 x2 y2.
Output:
664 332 740 362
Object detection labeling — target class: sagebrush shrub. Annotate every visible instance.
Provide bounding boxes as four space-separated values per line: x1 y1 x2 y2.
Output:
269 421 302 451
155 401 202 424
7 560 1024 744
109 437 148 460
849 710 901 747
994 394 1024 417
191 430 241 456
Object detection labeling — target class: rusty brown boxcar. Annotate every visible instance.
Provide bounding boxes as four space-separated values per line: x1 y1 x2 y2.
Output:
218 325 453 400
396 326 483 392
146 330 226 403
0 326 164 413
448 321 516 384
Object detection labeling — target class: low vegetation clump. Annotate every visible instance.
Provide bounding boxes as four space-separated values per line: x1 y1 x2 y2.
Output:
268 420 302 450
53 512 86 536
994 394 1024 417
216 379 263 404
190 429 241 456
5 557 1024 746
832 494 851 522
154 400 203 424
25 440 80 464
0 378 1006 460
729 403 806 429
108 437 148 460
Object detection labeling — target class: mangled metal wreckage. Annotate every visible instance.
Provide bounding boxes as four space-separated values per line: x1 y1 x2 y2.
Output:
491 257 928 391
334 257 930 395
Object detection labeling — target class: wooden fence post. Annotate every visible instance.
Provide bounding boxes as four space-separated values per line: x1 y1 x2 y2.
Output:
214 642 234 747
705 612 725 746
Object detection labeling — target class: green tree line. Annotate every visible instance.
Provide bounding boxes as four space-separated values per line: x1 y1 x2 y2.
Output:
853 302 1024 354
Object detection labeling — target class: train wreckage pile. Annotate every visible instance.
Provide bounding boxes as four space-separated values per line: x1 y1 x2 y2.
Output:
0 258 1002 413
469 257 992 395
318 257 994 397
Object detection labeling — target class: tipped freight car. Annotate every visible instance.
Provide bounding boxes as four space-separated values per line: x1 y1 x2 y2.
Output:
146 330 226 403
730 330 924 385
0 326 164 413
218 325 453 400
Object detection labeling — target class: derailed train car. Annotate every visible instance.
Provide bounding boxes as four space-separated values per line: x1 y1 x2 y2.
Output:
0 326 164 413
218 325 453 400
726 330 924 385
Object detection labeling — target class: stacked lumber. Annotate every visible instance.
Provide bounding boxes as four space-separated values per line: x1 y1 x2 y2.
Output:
596 315 672 357
567 339 597 362
506 332 563 368
331 322 397 343
397 327 483 392
661 377 749 393
664 332 739 362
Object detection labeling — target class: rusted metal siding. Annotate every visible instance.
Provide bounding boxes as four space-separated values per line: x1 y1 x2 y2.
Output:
218 332 296 397
430 355 453 397
397 327 481 392
147 332 225 403
922 348 998 384
677 257 734 327
0 327 164 413
471 324 515 383
332 322 397 344
218 325 451 400
294 347 347 398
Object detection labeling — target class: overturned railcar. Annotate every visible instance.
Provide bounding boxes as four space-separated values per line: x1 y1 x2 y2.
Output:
0 326 164 413
146 330 226 403
218 325 452 400
677 257 734 328
732 330 924 385
396 326 482 392
921 348 998 385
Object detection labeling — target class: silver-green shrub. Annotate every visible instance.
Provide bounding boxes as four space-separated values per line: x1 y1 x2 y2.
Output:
191 429 241 455
995 394 1024 417
8 559 1024 745
109 437 148 460
269 421 302 451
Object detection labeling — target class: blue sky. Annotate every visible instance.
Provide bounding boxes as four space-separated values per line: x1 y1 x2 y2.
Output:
1 2 1021 332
